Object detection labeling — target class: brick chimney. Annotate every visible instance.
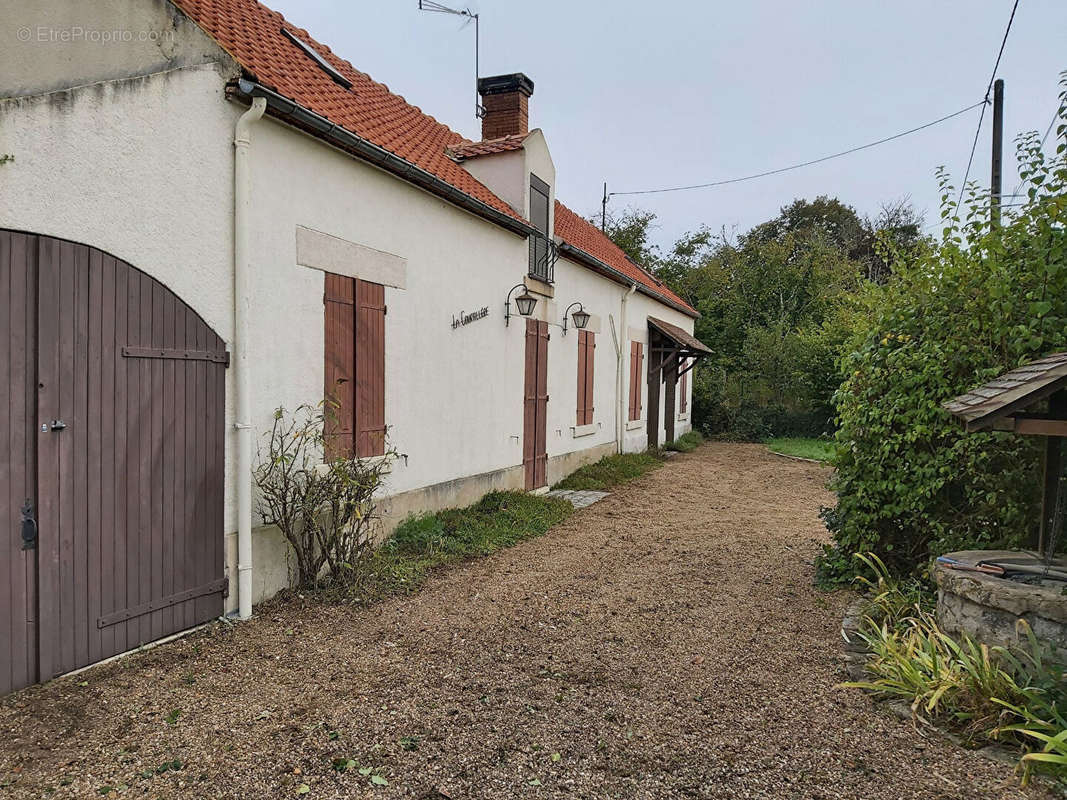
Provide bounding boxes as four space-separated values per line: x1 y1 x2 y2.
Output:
477 73 534 140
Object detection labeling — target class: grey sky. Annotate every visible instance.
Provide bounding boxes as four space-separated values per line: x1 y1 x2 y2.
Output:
269 0 1067 251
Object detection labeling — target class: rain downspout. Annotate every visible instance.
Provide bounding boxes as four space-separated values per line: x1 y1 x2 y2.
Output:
233 96 266 620
616 283 637 453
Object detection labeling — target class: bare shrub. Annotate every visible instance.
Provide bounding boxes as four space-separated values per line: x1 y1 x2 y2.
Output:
254 404 393 589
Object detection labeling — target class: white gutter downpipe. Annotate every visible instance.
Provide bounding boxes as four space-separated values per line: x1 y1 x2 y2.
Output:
233 97 266 620
616 283 637 453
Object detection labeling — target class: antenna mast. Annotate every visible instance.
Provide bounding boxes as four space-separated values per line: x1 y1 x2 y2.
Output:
417 1 483 120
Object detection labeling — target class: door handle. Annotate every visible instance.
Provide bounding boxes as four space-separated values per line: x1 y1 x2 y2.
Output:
20 499 37 550
49 419 66 431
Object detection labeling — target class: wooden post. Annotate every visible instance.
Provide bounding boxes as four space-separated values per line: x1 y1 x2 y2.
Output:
991 78 1004 228
1038 390 1067 552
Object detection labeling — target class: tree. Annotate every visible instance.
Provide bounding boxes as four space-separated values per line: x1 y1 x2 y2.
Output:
594 206 661 267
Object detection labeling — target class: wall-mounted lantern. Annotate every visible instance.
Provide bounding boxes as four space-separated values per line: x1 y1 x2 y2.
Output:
505 283 538 326
562 302 590 336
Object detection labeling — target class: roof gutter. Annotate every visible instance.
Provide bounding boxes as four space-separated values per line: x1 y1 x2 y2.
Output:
231 79 536 239
557 242 699 319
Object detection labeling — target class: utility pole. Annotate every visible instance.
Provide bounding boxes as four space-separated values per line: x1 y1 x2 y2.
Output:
990 78 1004 227
601 182 608 232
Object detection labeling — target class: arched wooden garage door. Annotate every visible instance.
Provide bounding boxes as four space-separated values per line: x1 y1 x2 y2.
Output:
0 231 227 695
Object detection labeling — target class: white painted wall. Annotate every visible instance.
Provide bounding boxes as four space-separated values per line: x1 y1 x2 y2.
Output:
0 29 699 615
0 63 241 532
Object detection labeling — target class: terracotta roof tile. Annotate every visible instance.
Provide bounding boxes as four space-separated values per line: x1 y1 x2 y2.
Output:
553 202 697 315
446 134 529 161
169 0 694 315
169 0 521 222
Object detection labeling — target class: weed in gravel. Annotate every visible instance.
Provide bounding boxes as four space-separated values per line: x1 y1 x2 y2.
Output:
553 452 663 490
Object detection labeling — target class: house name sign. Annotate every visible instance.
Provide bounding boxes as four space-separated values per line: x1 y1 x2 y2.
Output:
451 306 490 329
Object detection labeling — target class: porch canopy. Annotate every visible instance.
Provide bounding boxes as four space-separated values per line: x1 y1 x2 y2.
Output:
647 316 712 380
943 352 1067 551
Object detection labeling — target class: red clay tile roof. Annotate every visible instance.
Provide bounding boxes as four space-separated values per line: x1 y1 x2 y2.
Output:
169 0 693 315
554 203 697 315
169 0 522 223
446 134 529 161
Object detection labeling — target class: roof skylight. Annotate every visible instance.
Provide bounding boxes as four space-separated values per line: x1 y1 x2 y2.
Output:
281 28 352 90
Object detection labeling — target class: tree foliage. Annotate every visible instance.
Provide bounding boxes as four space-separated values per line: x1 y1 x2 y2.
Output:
638 197 916 437
817 79 1067 583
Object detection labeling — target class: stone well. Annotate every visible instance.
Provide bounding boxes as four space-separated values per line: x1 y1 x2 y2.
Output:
934 550 1067 663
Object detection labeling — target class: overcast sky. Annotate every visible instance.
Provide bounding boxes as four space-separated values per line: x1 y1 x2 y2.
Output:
269 0 1066 250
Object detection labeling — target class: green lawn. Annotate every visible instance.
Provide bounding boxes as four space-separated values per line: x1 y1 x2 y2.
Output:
552 451 664 491
764 437 834 463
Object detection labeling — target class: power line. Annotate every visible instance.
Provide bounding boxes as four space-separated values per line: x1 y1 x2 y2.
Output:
955 0 1020 209
608 100 985 198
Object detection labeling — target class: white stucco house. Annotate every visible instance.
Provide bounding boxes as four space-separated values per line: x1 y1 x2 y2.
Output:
0 0 710 694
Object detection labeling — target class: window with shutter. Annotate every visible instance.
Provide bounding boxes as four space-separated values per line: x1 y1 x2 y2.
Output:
323 273 386 460
576 330 595 425
628 340 644 421
528 174 552 283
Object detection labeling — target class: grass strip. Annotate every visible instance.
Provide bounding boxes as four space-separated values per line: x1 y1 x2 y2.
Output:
764 436 834 463
665 431 704 452
552 451 664 491
353 491 573 603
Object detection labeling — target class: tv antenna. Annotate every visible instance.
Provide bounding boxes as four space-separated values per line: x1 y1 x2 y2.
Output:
418 1 483 121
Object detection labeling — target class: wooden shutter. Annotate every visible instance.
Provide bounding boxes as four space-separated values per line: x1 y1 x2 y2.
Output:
680 363 688 413
576 330 595 426
356 280 386 457
324 273 355 460
324 274 386 460
628 341 643 421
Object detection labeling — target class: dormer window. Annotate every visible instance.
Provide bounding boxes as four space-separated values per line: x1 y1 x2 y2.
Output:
529 173 555 283
281 28 353 90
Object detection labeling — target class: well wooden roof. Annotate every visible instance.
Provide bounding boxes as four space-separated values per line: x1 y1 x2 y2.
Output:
942 352 1067 431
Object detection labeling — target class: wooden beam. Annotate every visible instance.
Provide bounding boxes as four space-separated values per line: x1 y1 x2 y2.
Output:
1039 393 1067 550
993 417 1067 436
677 357 702 380
648 346 680 379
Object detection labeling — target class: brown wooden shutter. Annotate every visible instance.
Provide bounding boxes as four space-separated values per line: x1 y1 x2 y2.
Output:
628 341 644 421
576 330 595 426
324 273 355 460
355 280 386 457
680 363 688 413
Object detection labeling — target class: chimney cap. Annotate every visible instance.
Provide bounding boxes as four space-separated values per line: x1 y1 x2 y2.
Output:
477 73 534 98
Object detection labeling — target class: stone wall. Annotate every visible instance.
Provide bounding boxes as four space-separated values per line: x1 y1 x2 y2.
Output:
934 550 1067 663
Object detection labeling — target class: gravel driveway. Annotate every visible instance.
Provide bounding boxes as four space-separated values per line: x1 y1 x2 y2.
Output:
0 443 1049 799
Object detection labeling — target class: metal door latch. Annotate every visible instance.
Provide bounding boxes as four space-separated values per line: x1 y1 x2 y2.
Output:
20 499 37 550
49 419 66 431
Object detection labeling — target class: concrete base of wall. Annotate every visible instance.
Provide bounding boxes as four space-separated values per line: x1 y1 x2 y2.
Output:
224 440 618 613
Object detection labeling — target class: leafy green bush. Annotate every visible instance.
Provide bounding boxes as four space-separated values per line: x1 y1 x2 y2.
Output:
665 431 704 452
819 80 1067 584
553 451 663 490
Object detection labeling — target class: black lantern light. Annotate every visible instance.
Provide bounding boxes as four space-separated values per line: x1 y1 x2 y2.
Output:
505 283 538 326
562 302 590 335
